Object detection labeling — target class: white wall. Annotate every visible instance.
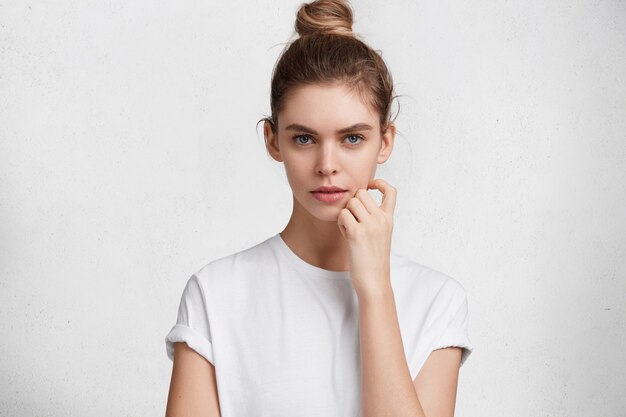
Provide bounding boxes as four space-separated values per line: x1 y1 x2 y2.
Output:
1 1 625 415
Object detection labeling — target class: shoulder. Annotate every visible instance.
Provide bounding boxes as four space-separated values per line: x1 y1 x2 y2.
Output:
192 236 275 287
390 251 468 307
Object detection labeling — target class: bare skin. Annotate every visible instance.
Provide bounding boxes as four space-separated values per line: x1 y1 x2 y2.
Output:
264 83 394 274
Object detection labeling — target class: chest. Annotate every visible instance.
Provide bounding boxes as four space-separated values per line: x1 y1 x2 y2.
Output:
211 277 363 416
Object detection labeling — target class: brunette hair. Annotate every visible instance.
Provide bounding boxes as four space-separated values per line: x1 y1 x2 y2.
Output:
259 0 398 136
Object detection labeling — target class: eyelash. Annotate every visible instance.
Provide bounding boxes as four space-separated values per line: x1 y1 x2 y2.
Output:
291 134 365 146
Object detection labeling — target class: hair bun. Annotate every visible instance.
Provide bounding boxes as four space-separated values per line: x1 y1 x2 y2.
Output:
295 0 354 38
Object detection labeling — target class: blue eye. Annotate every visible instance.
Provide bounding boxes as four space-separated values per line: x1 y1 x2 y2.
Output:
293 135 313 145
345 134 364 144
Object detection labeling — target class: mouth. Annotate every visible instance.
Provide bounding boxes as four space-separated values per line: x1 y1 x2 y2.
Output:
311 186 348 193
310 189 347 203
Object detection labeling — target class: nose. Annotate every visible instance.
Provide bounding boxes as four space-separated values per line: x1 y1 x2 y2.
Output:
315 143 340 175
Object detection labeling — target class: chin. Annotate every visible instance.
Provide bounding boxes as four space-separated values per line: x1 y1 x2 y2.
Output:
305 203 343 223
315 212 342 223
293 192 345 222
304 206 341 222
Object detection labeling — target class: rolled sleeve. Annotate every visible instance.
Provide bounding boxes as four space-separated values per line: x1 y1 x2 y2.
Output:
432 289 474 367
165 274 215 365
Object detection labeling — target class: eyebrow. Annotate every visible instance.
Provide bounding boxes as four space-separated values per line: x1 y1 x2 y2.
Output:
284 123 374 135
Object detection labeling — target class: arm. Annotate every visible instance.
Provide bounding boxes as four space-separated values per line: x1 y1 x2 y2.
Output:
413 346 462 417
358 285 462 417
165 342 222 417
339 180 463 416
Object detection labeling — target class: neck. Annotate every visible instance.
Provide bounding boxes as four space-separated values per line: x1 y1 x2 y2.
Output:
279 194 351 272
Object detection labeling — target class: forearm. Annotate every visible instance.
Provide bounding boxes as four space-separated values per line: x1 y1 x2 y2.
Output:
358 283 426 417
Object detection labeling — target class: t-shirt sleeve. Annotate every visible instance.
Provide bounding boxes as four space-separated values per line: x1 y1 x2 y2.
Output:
164 274 215 365
432 287 474 367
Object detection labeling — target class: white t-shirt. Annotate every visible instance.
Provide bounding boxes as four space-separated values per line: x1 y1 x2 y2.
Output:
165 233 473 416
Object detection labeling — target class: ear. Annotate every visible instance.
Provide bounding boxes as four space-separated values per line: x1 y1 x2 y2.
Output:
377 122 396 164
264 120 283 162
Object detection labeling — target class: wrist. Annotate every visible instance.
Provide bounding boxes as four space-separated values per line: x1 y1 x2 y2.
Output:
356 282 394 303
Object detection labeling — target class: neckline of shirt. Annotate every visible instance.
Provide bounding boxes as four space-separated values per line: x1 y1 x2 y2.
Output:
268 233 352 280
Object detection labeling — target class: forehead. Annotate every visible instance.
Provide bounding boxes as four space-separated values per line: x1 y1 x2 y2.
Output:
279 83 378 131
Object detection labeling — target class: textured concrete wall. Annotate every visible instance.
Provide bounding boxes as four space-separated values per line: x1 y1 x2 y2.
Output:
1 1 625 416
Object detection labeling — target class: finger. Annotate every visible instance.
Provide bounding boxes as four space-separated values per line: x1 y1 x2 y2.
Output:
337 207 358 235
367 178 397 216
354 188 379 214
345 195 370 222
337 218 347 239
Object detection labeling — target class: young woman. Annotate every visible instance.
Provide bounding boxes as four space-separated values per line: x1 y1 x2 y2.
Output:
165 1 473 416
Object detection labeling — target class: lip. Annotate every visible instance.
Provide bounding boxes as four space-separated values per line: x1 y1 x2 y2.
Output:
311 190 347 203
310 185 348 203
311 185 347 192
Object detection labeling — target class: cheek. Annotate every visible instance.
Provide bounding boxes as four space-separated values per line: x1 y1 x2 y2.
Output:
282 160 309 190
343 157 376 176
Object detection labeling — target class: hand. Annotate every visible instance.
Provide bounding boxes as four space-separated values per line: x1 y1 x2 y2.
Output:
337 178 397 298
